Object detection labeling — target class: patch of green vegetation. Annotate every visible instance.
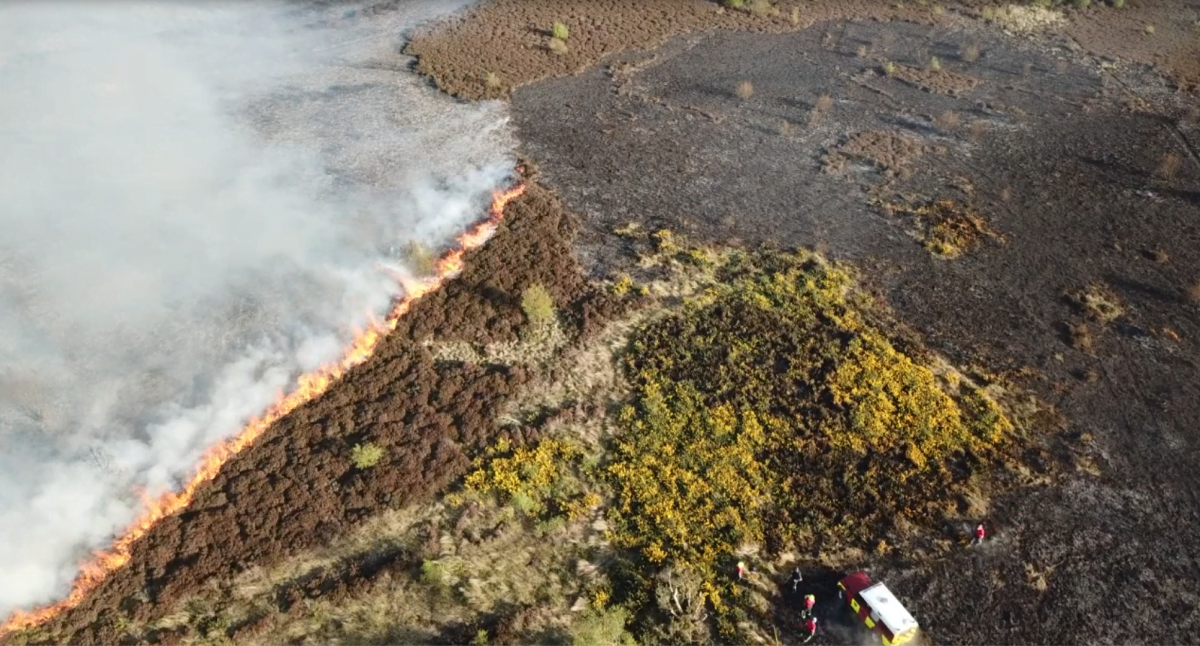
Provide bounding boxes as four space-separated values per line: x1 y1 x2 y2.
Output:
551 21 570 40
611 274 636 296
420 559 448 587
457 437 600 522
351 442 385 469
401 241 438 278
602 249 1024 640
520 283 556 324
569 607 636 646
5 627 54 646
197 613 231 640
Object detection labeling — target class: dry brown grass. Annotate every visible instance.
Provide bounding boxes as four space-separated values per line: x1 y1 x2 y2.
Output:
1147 248 1170 264
935 110 962 130
969 120 988 140
1069 283 1124 324
735 80 755 99
1157 152 1182 180
809 94 833 125
745 0 777 17
1187 279 1200 305
960 43 981 62
547 37 569 55
1067 322 1094 354
1024 562 1057 593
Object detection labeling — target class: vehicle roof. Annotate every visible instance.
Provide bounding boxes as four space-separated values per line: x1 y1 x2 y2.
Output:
839 571 874 597
860 582 919 634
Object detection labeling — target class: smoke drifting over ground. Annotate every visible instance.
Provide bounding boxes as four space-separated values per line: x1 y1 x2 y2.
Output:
0 0 512 616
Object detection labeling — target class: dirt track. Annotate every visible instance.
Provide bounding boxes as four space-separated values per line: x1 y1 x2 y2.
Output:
8 1 1200 644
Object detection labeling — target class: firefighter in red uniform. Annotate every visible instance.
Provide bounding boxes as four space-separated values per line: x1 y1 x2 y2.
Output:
803 615 818 643
969 523 986 546
803 593 816 618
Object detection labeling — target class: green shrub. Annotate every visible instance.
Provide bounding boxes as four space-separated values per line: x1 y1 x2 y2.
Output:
350 442 384 469
520 283 556 324
551 21 570 40
570 607 636 646
421 559 447 586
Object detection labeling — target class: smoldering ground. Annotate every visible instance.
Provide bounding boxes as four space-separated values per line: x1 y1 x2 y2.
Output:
0 0 512 616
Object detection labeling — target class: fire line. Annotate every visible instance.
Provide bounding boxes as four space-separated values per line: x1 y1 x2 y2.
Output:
0 180 527 638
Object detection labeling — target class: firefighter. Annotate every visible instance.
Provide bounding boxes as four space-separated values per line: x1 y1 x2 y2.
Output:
788 567 803 593
737 561 748 580
803 615 818 643
969 523 986 547
803 593 816 618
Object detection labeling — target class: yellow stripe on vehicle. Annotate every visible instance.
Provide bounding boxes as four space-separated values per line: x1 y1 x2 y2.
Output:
850 599 859 612
864 617 875 629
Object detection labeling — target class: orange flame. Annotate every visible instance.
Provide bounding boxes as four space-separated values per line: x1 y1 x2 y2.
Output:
0 181 527 638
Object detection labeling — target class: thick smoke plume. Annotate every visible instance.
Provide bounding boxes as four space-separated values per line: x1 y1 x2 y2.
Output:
0 0 512 616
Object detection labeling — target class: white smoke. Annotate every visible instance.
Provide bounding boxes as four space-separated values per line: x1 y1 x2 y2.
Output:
0 0 513 616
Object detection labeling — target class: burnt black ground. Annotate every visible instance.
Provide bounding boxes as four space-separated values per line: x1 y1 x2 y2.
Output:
509 19 1200 645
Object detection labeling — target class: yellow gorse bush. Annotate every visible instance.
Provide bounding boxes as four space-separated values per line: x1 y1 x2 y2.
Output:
605 249 1022 630
462 437 599 521
607 381 769 570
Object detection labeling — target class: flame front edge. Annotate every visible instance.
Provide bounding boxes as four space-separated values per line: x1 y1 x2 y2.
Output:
0 182 527 637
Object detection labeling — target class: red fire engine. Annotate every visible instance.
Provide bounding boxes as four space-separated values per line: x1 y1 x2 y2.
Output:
837 572 920 646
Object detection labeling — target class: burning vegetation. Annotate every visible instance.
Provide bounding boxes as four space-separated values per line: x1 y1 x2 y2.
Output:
0 183 527 640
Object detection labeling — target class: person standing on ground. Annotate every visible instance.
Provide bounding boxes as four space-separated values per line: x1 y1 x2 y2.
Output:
737 561 748 580
803 593 816 618
803 616 818 643
788 567 803 593
969 523 986 547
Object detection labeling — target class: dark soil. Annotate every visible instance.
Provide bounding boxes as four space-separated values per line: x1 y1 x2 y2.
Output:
17 179 630 645
505 17 1200 646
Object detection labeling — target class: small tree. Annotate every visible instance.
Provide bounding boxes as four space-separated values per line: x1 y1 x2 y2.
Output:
350 442 384 469
521 283 555 324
